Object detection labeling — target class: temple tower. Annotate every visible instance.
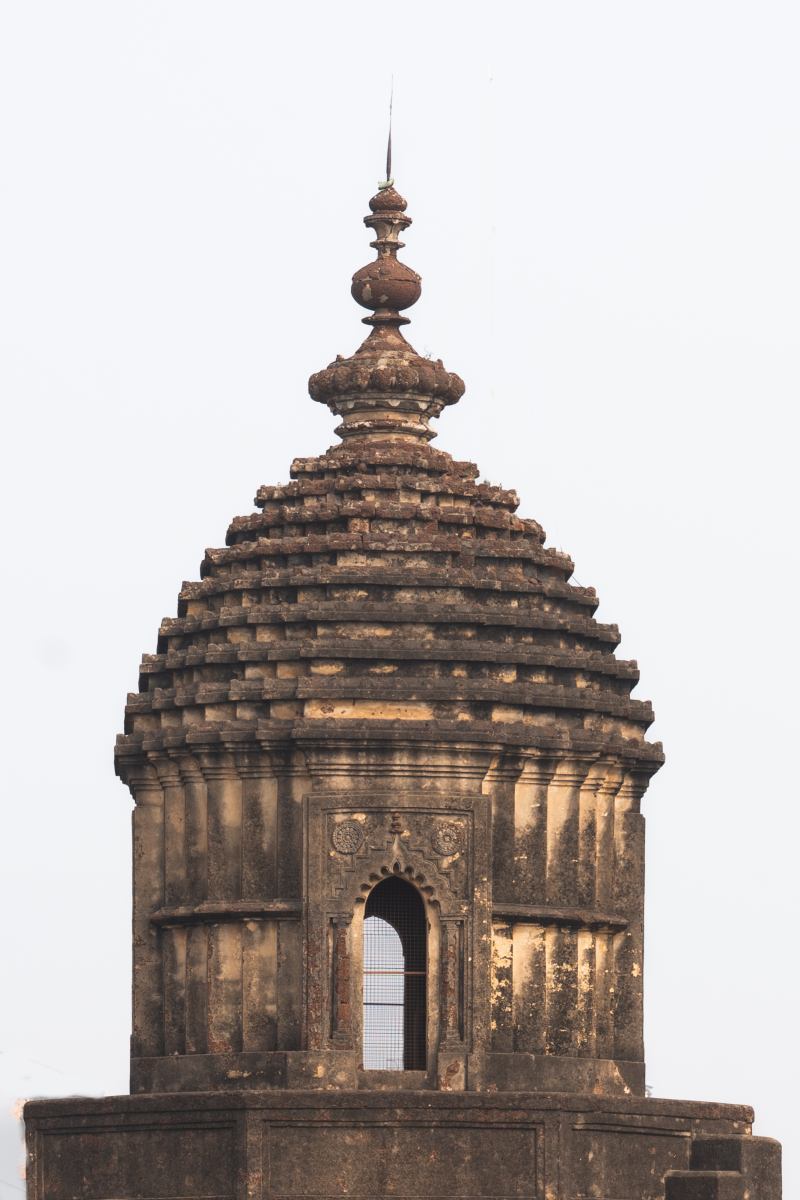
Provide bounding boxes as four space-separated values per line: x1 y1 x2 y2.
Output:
25 178 782 1200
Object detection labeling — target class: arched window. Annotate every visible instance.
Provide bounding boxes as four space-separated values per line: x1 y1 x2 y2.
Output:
362 876 427 1070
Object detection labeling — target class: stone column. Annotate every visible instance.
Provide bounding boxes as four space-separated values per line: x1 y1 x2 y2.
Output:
238 758 278 900
179 756 208 904
203 756 242 902
511 922 547 1053
158 758 188 907
177 755 209 1053
595 765 624 911
612 771 648 1068
490 921 513 1051
130 762 164 1060
513 757 555 904
546 761 591 905
543 761 590 1055
207 922 243 1054
242 919 278 1051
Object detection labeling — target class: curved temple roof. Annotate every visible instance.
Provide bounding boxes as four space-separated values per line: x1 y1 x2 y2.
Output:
116 184 662 781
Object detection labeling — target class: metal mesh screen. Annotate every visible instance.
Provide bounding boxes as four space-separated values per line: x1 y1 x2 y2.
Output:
362 876 427 1070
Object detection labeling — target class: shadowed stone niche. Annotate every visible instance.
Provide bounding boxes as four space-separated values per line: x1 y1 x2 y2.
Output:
24 179 781 1198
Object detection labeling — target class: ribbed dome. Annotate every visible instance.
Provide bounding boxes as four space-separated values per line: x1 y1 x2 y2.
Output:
116 184 662 782
116 436 661 777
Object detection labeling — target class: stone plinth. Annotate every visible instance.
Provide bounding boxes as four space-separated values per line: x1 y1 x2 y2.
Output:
24 1090 780 1200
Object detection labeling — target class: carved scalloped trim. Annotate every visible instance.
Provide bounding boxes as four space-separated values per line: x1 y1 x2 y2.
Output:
309 354 464 408
347 852 457 913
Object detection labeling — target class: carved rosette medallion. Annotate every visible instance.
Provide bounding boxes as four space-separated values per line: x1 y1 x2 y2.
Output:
324 808 469 901
331 819 365 855
432 822 462 857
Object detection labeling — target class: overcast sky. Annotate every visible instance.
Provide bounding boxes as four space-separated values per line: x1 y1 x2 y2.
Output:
1 2 798 1196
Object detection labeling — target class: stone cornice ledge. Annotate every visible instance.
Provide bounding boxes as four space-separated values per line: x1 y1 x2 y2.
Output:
150 899 302 927
492 902 628 932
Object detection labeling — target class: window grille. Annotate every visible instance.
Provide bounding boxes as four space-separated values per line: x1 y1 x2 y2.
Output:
362 876 427 1070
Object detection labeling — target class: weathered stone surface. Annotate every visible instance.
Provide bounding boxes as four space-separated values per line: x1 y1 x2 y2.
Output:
26 1091 781 1200
25 178 781 1198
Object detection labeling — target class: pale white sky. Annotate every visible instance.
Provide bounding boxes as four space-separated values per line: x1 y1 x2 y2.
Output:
1 2 798 1196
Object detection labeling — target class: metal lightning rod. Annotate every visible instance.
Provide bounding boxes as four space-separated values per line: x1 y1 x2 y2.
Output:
384 78 394 185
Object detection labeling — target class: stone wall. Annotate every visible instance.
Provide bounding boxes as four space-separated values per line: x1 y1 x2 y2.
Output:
124 738 649 1095
25 1091 781 1200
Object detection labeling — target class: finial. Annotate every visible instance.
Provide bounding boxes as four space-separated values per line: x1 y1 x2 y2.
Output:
349 180 420 326
308 175 464 444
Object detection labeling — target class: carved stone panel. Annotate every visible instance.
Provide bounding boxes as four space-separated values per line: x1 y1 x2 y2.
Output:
265 1120 542 1198
304 791 492 1070
440 919 465 1044
326 807 470 907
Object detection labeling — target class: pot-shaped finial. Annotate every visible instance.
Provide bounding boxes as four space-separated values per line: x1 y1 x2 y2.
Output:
350 183 421 319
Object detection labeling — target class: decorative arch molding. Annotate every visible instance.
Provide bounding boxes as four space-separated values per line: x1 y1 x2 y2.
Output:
349 851 456 915
303 790 491 1077
326 807 470 913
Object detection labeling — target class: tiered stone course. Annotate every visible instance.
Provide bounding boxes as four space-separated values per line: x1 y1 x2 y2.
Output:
118 439 661 771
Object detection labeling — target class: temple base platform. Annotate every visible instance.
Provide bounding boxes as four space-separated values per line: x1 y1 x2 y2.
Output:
24 1089 781 1199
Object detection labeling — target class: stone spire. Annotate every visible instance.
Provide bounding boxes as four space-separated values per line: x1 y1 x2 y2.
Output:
308 182 464 442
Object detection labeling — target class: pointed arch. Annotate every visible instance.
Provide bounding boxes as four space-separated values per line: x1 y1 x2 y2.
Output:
362 875 427 1070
